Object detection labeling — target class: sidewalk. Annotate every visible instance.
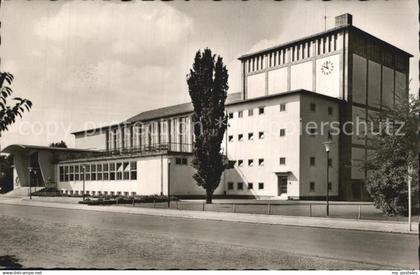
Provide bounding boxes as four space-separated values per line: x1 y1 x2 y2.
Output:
0 196 417 235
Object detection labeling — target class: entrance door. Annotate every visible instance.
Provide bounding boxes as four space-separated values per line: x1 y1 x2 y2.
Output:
277 176 288 196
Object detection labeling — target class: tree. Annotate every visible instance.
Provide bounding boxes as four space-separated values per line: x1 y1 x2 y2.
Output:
0 72 32 136
364 95 419 216
0 154 13 193
49 140 67 148
187 48 229 204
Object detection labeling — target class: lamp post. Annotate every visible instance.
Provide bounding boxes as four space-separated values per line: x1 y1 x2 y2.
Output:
167 159 171 208
82 165 86 201
28 167 32 200
323 141 333 217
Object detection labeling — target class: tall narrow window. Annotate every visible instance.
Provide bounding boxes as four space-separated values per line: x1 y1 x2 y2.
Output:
310 157 316 166
279 157 286 165
103 163 109 181
310 182 315 192
91 164 96 181
280 129 286 137
85 165 90 181
116 162 123 180
75 165 80 181
123 162 130 180
97 164 102 181
280 103 286 112
130 161 137 180
110 163 116 180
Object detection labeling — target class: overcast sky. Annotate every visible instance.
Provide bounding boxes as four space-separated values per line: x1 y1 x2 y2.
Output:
0 0 417 148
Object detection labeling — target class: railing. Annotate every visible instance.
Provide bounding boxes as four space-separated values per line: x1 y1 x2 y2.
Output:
129 200 415 222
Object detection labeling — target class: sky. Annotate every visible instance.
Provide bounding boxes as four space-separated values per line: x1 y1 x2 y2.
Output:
0 0 418 149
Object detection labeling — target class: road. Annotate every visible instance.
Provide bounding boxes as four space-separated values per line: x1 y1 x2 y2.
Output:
0 204 417 269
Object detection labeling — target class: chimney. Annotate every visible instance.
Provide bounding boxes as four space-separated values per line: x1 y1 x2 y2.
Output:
335 14 353 27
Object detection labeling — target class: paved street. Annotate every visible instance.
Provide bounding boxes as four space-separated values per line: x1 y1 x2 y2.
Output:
0 204 417 269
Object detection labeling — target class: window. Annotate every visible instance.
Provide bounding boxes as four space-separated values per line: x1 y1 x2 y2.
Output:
258 107 265 115
228 135 234 142
104 191 108 196
228 112 234 119
131 192 137 196
103 163 109 180
238 111 243 118
310 103 316 112
279 157 286 165
310 182 315 192
248 109 254 116
328 158 332 167
110 163 116 180
237 182 243 190
75 165 80 181
91 164 96 181
248 133 254 140
182 158 188 165
97 164 102 181
238 134 244 141
248 159 254 166
75 190 79 195
310 157 316 166
248 183 253 190
59 166 64 182
328 106 333 115
237 160 244 167
92 191 96 196
280 103 286 112
258 158 264 166
110 191 115 196
280 129 286 137
328 182 332 191
116 162 123 180
176 158 182 165
85 165 90 181
258 131 264 139
117 191 122 196
64 166 69 182
124 192 129 197
130 161 137 180
258 182 264 190
228 182 234 190
123 162 130 180
69 166 74 181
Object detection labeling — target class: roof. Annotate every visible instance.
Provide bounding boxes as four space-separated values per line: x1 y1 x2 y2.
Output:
226 89 345 107
126 92 242 123
2 144 99 154
238 25 413 61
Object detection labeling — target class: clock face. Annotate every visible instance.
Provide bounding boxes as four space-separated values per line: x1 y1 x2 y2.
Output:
321 60 334 75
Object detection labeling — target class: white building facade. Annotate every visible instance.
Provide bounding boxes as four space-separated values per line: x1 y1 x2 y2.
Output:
5 14 411 201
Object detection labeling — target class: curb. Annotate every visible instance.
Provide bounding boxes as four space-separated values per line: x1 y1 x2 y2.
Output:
0 198 417 235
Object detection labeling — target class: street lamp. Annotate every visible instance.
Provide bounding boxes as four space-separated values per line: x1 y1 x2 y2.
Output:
323 141 333 217
82 165 86 201
28 167 32 200
167 159 171 208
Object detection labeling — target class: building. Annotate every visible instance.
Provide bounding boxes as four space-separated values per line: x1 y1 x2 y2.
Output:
4 14 411 201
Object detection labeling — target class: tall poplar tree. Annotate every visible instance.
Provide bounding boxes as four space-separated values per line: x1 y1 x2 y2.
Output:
187 48 229 204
